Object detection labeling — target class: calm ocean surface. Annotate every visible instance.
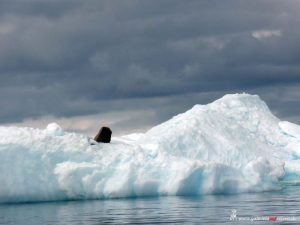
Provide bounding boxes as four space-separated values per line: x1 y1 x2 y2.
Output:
1 185 300 225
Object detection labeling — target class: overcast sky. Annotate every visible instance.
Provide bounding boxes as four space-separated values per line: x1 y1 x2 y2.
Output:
1 0 300 136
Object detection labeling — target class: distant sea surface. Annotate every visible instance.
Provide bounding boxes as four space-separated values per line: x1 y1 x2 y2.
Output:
1 185 300 225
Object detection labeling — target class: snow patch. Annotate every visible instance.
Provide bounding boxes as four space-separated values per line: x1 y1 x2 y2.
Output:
46 123 64 135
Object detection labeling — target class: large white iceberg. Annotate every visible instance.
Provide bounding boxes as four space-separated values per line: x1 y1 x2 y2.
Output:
0 94 300 203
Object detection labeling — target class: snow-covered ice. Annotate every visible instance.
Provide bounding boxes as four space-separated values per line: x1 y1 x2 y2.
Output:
0 93 300 203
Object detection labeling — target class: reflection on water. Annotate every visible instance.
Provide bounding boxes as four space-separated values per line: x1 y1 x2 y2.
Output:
1 186 300 224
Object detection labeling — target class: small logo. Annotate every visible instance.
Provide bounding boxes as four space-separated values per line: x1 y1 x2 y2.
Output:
229 209 297 222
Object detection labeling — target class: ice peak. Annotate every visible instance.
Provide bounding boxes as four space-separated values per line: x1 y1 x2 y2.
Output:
140 93 281 163
211 93 266 109
186 93 272 121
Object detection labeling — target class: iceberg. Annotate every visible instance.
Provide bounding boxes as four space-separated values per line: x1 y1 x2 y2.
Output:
0 93 300 203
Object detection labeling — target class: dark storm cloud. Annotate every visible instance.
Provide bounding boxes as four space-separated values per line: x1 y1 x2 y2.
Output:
1 0 300 129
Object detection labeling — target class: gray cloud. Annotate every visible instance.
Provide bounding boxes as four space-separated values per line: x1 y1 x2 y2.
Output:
1 0 300 134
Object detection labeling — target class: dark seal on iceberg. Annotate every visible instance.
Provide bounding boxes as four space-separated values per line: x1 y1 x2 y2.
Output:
94 127 112 143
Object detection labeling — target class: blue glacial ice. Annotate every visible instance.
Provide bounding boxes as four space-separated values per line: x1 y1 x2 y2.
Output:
0 93 300 203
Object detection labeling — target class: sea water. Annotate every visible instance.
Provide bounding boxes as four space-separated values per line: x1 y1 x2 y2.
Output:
1 185 300 225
